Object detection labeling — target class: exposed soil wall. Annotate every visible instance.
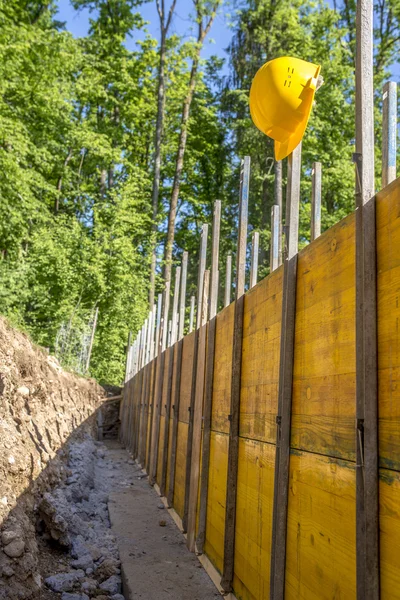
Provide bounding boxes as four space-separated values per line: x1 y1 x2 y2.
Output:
0 317 106 598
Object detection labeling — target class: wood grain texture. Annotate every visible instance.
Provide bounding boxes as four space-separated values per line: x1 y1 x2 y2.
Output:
379 468 400 598
173 421 188 519
377 181 400 470
291 213 356 461
179 331 195 423
187 322 208 551
212 302 235 434
285 451 356 600
240 268 283 444
233 438 275 600
204 431 229 575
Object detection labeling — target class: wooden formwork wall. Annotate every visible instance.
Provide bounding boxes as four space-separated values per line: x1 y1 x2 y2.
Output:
120 178 400 599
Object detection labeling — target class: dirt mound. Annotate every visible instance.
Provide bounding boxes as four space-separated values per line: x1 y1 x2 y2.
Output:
0 317 106 599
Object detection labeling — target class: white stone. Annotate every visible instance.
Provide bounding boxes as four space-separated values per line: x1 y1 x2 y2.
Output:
17 386 30 397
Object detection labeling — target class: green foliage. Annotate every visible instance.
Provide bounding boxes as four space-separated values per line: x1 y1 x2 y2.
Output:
0 0 399 383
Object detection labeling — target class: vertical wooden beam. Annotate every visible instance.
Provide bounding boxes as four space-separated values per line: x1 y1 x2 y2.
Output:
187 269 210 550
167 251 189 505
311 161 322 241
124 331 132 384
161 281 171 352
183 225 208 532
171 267 181 346
225 254 232 308
270 205 280 272
274 159 283 266
270 143 302 600
179 252 188 340
138 310 153 464
250 231 259 289
210 201 221 317
146 295 163 473
221 156 250 592
135 318 148 459
382 81 397 188
197 200 221 553
189 296 195 333
355 0 379 597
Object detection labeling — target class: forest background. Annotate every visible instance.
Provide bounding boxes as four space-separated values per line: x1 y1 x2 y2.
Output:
0 0 399 385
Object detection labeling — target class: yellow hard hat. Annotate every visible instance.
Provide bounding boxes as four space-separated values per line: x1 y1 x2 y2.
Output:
249 56 321 161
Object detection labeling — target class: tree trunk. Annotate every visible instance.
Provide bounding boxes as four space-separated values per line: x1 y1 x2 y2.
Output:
163 2 219 292
149 30 167 308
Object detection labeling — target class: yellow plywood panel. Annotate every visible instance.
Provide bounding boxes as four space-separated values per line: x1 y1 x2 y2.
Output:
240 268 283 443
156 414 165 486
166 345 179 494
285 451 356 600
204 431 228 574
179 331 195 423
233 438 275 600
212 302 235 433
174 420 188 519
380 468 400 598
377 181 400 469
161 348 171 418
291 214 356 461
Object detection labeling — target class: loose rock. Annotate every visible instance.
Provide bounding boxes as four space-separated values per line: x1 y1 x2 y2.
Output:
3 539 25 558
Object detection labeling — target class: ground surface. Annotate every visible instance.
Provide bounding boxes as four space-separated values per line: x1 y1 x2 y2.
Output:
106 441 220 600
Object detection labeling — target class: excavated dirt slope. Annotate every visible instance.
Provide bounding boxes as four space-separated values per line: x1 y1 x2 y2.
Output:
0 317 106 599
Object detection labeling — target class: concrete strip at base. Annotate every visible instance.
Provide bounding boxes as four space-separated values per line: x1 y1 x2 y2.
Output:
107 442 220 600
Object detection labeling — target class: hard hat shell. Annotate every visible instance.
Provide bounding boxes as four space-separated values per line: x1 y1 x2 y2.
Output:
249 56 321 161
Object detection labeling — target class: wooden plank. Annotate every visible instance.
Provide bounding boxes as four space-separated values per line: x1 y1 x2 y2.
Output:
183 226 208 532
311 161 321 241
149 350 166 485
285 451 356 599
197 200 221 553
178 251 188 340
382 81 397 188
270 143 301 600
189 295 195 333
274 160 283 266
187 270 210 551
355 0 378 586
146 294 163 473
250 231 259 289
270 205 280 272
160 345 175 495
291 214 356 461
171 267 181 346
225 254 232 308
240 268 283 445
379 468 400 597
222 155 250 592
233 438 275 600
167 338 184 507
203 431 229 574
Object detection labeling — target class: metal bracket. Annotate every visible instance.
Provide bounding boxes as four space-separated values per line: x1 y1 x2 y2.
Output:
356 417 364 468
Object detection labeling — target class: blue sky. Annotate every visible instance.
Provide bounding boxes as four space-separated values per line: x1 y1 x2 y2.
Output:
56 1 234 67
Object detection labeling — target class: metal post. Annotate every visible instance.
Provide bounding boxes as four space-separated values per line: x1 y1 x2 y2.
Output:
179 252 188 340
270 205 280 272
221 156 250 592
311 162 322 241
270 143 302 600
85 307 99 373
210 201 221 318
250 231 259 289
382 81 397 188
225 254 232 308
